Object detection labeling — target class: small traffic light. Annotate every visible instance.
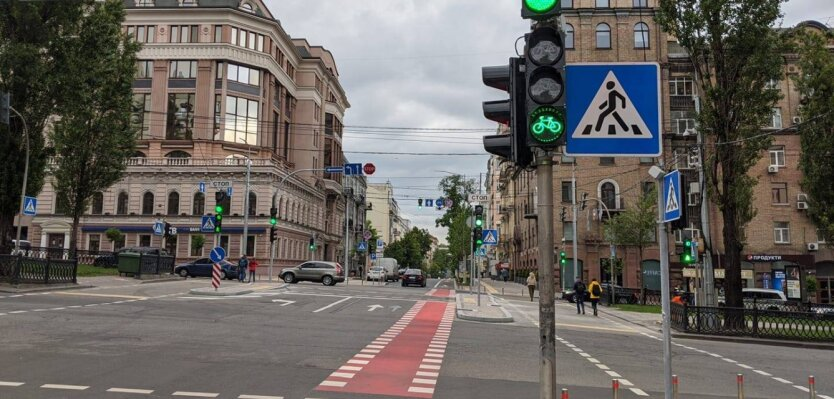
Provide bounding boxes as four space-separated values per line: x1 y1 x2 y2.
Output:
0 92 10 125
164 222 172 239
214 191 227 233
270 226 277 243
473 227 483 251
269 207 278 226
418 199 423 209
474 205 484 227
525 24 567 148
560 250 567 265
680 239 694 264
560 207 567 222
482 57 533 169
309 237 316 251
522 0 560 20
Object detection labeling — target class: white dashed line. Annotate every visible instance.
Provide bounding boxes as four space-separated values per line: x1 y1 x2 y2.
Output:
238 395 284 399
738 364 753 369
0 381 24 387
318 381 346 388
773 377 793 384
107 388 154 394
41 384 89 390
407 387 434 394
630 388 649 396
172 391 220 397
793 385 810 392
9 310 27 314
605 371 622 378
596 364 610 370
754 370 773 377
619 379 634 387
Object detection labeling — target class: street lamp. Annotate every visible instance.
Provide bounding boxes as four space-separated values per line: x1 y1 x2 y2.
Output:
9 106 30 254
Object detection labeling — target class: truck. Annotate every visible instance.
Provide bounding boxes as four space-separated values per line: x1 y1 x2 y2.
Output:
374 257 400 282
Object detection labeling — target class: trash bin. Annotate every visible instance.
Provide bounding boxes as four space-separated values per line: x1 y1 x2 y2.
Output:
117 252 141 277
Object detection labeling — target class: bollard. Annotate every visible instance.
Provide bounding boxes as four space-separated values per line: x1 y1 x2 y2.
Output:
737 374 745 399
612 379 620 399
672 374 679 399
561 388 569 399
809 375 816 399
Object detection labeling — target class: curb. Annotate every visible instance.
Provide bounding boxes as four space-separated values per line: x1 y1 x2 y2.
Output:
0 284 94 294
189 288 254 296
455 293 514 323
139 276 184 284
671 332 834 350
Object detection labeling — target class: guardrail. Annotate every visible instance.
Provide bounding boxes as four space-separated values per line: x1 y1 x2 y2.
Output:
0 254 77 285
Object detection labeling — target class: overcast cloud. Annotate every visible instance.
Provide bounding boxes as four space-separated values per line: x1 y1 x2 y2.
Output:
265 0 834 244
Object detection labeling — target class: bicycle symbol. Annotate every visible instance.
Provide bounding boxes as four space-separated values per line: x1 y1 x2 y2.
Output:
532 116 564 136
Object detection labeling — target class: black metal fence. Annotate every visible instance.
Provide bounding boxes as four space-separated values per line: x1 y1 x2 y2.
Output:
137 253 176 276
671 302 834 342
0 254 78 285
10 246 115 267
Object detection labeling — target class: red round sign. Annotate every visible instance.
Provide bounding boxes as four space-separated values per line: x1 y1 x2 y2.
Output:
363 163 376 175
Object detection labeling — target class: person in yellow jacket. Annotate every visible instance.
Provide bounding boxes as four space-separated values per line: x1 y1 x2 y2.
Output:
588 278 602 317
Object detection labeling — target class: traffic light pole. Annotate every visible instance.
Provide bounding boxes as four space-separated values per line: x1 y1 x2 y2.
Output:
344 175 351 286
571 165 579 287
535 149 557 399
242 158 252 260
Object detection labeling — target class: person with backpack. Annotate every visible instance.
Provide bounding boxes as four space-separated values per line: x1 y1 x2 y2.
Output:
588 278 602 317
573 278 587 315
238 255 249 283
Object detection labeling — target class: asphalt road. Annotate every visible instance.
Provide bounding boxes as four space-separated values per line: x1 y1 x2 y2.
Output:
1 276 830 399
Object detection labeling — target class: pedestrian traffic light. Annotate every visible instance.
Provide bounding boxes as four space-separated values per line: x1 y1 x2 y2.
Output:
474 205 484 227
0 92 10 125
522 0 561 20
560 250 567 265
269 207 278 226
309 237 316 251
214 191 226 233
560 207 566 222
269 226 277 243
525 23 567 148
418 199 423 209
482 57 534 169
680 239 694 264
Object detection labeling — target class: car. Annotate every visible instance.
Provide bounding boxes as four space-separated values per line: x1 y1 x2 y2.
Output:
174 259 238 279
94 246 169 268
563 289 590 303
367 266 385 281
718 288 788 310
280 261 344 286
401 268 426 287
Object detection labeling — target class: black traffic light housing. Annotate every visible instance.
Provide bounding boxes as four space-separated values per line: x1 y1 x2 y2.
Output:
214 191 227 233
309 237 316 251
163 222 172 239
473 227 484 252
482 58 534 169
525 24 567 149
559 250 567 265
270 226 277 243
0 92 9 125
521 0 561 20
680 239 695 264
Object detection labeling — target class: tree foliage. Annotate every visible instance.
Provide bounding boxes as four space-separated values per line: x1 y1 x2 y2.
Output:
365 220 381 254
656 0 785 308
605 185 657 288
792 29 834 244
50 0 139 257
435 175 476 263
383 227 433 269
429 247 453 278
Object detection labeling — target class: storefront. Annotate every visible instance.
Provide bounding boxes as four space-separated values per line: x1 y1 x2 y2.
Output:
815 261 833 304
740 254 815 302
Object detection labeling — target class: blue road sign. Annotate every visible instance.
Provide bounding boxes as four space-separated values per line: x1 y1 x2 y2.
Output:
198 182 206 193
425 199 434 207
376 239 385 248
153 221 164 236
200 216 216 233
209 246 227 263
357 241 367 252
476 247 487 257
370 253 377 261
325 166 344 174
23 196 37 216
663 170 682 223
344 163 363 176
482 229 499 246
565 63 662 157
227 187 233 197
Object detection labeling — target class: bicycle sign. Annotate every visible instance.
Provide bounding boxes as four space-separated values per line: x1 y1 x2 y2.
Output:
529 105 565 144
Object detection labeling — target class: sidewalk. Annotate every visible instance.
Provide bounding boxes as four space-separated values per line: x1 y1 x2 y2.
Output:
596 304 662 331
455 292 514 323
480 279 540 300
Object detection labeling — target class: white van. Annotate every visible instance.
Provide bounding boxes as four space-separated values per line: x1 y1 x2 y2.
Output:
374 257 400 282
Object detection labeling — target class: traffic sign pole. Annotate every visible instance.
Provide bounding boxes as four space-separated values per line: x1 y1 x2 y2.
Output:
655 163 674 399
535 148 558 399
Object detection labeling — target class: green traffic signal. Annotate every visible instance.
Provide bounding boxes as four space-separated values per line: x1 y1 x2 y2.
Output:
524 0 558 13
215 204 223 214
270 217 277 225
475 219 483 227
529 106 565 144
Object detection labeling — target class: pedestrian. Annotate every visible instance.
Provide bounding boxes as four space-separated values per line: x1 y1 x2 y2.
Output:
248 257 258 283
588 278 602 317
526 271 537 302
238 255 249 283
502 268 509 283
573 278 587 315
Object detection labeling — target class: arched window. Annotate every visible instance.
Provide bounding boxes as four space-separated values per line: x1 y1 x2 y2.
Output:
142 192 155 215
596 24 611 49
248 192 257 216
117 192 129 215
241 2 254 13
565 24 575 49
167 191 180 215
600 182 618 210
91 192 104 215
634 22 650 49
193 192 205 215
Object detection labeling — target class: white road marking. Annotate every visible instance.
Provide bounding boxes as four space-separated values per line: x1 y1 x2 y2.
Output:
773 377 793 384
238 395 284 399
347 359 369 365
422 358 443 364
312 296 353 313
107 388 154 394
738 364 753 369
329 372 355 379
408 387 434 394
318 381 346 388
9 310 27 314
619 379 634 387
0 381 24 386
172 392 219 397
630 388 649 396
41 384 89 390
354 354 375 359
793 385 810 392
754 370 772 376
588 358 600 363
419 364 441 370
596 364 610 370
605 371 621 378
722 358 737 363
417 371 439 377
339 366 362 372
412 378 437 385
425 353 444 358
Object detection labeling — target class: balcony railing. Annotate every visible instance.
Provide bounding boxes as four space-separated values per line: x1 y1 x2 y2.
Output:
126 157 274 167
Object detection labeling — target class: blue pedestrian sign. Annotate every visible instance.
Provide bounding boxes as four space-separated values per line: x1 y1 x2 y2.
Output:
23 196 37 216
476 247 487 257
663 170 682 223
344 163 363 176
357 241 367 252
209 246 227 263
198 182 206 193
376 239 385 248
153 221 164 236
482 229 499 246
565 63 662 157
200 216 216 233
325 166 344 174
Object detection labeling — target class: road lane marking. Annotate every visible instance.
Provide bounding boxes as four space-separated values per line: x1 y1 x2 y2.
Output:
408 387 434 394
605 371 622 378
41 384 89 390
107 388 154 394
773 377 793 384
55 292 148 300
417 371 439 377
0 381 24 386
312 297 353 313
794 385 810 392
9 310 27 314
619 379 633 386
339 366 362 371
738 364 753 369
754 370 772 376
596 364 610 370
630 388 649 396
172 391 219 397
347 359 369 365
318 381 347 387
238 395 284 399
330 372 355 379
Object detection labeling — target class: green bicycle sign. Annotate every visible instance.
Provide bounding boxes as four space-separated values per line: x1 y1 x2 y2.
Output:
529 106 565 144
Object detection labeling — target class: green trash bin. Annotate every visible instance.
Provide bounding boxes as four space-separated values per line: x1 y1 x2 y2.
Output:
117 252 141 277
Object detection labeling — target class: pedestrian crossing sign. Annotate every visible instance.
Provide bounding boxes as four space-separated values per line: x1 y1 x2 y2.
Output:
23 196 37 216
357 241 367 252
482 229 498 245
565 63 662 157
663 170 682 223
200 216 216 233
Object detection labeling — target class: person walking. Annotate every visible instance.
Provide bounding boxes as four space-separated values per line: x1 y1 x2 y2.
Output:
238 255 249 283
588 278 602 317
573 278 587 315
248 257 259 283
526 271 537 302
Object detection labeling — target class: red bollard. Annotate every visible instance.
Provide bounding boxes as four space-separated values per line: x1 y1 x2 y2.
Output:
737 374 745 399
810 375 817 399
561 388 569 399
673 374 679 399
612 379 620 399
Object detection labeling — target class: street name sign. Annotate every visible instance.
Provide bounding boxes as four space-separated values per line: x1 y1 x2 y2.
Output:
663 170 682 223
565 63 662 157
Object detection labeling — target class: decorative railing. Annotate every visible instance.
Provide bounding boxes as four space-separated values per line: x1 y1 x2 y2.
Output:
0 254 77 285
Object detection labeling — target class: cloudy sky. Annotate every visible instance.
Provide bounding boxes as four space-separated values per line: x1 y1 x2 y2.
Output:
264 0 834 244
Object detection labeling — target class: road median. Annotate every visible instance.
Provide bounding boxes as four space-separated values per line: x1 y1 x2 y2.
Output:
456 292 514 323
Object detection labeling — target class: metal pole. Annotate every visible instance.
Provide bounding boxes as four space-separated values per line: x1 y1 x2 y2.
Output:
344 175 350 286
737 374 745 399
695 95 716 306
535 149 557 399
656 163 673 399
269 240 275 282
11 107 29 253
672 374 679 399
809 375 816 399
612 379 620 399
571 165 579 288
242 158 251 258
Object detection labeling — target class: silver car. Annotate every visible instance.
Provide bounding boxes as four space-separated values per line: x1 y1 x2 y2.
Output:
280 261 345 286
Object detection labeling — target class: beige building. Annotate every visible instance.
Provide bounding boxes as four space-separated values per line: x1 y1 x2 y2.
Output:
488 1 833 303
28 0 352 271
366 182 411 247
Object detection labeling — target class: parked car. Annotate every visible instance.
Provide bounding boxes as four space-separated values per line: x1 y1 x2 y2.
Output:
10 239 32 251
367 266 386 281
401 269 427 287
563 289 590 303
94 247 169 268
174 258 238 279
280 261 344 286
718 288 787 310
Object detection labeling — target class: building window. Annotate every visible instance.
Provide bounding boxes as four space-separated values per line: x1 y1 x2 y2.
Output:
169 25 198 43
600 181 618 210
818 229 827 243
136 60 152 79
193 192 205 215
600 157 615 165
669 77 694 96
771 183 788 205
765 79 780 90
165 234 177 256
142 192 155 215
139 235 151 247
242 3 254 13
117 192 129 215
563 222 574 242
642 181 655 196
634 0 648 7
91 192 104 215
167 191 180 215
127 25 155 43
596 24 611 49
248 192 257 216
232 27 264 52
89 234 101 253
220 235 230 253
561 181 573 203
634 23 650 49
774 222 790 244
169 60 197 79
214 25 222 43
226 63 260 86
132 93 152 139
596 0 610 7
245 235 255 256
769 107 783 129
671 110 696 135
769 146 785 167
563 0 573 7
223 95 259 145
565 24 575 49
167 93 195 140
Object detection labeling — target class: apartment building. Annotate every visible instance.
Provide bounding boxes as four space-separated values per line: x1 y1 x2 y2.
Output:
366 182 411 247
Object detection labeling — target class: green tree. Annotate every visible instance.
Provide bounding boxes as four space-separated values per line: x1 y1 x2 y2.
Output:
0 0 89 245
50 0 139 258
384 227 432 269
429 247 453 278
792 30 834 244
605 186 656 301
105 228 124 250
435 175 476 263
657 0 785 309
191 234 206 255
365 220 381 254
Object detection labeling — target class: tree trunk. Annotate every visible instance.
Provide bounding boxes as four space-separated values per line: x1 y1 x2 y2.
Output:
69 214 80 260
721 194 746 330
638 247 645 305
0 217 14 248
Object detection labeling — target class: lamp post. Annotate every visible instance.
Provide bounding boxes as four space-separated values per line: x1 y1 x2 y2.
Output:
10 107 30 253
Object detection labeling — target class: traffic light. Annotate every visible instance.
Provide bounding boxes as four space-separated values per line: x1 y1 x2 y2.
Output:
474 205 484 228
680 239 694 264
269 207 278 226
522 0 561 20
482 57 534 169
0 92 9 125
164 222 175 239
473 227 484 251
559 250 567 266
418 199 423 209
214 191 226 233
309 237 316 251
560 207 567 222
270 226 277 243
525 22 567 148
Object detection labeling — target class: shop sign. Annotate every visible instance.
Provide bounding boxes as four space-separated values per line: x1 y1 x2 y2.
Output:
746 255 783 262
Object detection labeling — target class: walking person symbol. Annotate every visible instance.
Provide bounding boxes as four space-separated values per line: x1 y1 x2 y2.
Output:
595 81 628 134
